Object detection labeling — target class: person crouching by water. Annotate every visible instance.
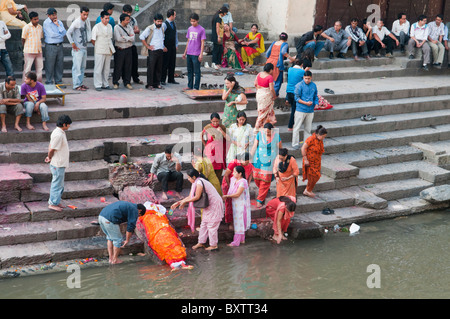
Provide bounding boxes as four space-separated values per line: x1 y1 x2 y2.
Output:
171 169 224 251
222 165 251 247
301 125 327 198
265 196 297 244
98 201 146 264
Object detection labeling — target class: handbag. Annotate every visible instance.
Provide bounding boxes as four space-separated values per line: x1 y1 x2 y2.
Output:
193 179 209 208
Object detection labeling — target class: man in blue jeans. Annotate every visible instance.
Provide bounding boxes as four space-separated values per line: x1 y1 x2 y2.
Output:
45 114 72 212
98 201 146 264
182 13 205 90
0 20 14 77
295 25 325 60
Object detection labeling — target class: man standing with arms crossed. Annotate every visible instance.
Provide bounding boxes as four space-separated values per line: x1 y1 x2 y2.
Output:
45 114 72 212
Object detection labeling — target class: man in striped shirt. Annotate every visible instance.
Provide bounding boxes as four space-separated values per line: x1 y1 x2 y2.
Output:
21 11 43 82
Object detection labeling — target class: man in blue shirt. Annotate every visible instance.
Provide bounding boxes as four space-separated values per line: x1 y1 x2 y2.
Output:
291 71 319 150
43 8 66 86
98 201 146 264
96 2 115 28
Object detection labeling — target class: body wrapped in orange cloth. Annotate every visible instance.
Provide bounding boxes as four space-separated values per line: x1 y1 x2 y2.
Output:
135 203 193 270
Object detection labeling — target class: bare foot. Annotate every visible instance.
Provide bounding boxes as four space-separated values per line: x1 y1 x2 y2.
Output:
48 204 63 212
181 264 194 270
303 190 316 198
1 126 6 133
111 258 123 264
175 192 183 199
192 243 205 250
26 124 35 130
205 246 218 251
161 192 168 200
14 125 22 132
42 123 49 131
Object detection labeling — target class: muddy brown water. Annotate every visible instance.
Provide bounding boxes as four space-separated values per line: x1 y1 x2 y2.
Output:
0 210 448 299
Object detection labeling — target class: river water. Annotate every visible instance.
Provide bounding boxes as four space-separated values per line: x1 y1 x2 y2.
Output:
0 210 449 299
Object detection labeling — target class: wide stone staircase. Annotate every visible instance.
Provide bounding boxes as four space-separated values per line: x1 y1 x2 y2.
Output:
1 0 450 271
1 49 449 270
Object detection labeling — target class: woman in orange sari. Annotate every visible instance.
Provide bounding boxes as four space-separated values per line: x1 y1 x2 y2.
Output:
265 196 297 244
273 148 299 197
301 125 327 197
265 32 295 96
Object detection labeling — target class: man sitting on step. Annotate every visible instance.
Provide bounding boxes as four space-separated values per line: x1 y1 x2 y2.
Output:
146 145 183 201
321 21 351 59
407 14 431 71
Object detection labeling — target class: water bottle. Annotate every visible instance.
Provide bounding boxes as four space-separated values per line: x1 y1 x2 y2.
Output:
134 3 139 12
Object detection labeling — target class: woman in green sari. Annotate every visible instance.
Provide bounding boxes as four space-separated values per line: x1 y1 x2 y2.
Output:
221 75 248 128
221 24 247 70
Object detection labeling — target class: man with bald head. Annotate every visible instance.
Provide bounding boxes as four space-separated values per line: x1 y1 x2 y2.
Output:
321 21 351 59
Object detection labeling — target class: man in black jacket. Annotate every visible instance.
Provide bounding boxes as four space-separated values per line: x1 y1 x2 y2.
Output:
161 9 178 85
295 25 324 60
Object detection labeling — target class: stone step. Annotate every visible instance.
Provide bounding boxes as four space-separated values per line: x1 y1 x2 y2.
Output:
0 235 143 269
325 145 424 168
0 216 102 246
297 195 450 228
360 178 433 201
14 160 109 183
20 179 114 203
316 123 450 156
1 195 118 224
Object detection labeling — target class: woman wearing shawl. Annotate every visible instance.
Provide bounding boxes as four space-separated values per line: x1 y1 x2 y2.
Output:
265 32 295 96
302 125 327 198
265 196 297 244
171 169 224 250
222 75 247 128
221 24 247 70
254 63 277 131
202 112 227 181
223 165 251 247
226 111 253 163
240 23 265 68
221 152 254 228
251 123 282 207
192 151 222 196
273 148 299 197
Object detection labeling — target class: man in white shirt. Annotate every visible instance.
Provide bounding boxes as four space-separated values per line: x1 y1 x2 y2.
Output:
91 10 115 91
140 13 167 90
372 19 399 57
427 14 445 68
45 114 72 212
407 15 431 70
391 13 410 53
0 20 13 76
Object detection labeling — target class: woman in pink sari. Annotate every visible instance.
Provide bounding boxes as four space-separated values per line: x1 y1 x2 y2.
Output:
222 165 251 247
171 169 224 250
221 152 254 229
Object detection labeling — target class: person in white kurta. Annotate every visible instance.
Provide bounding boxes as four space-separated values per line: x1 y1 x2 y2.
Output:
91 11 115 90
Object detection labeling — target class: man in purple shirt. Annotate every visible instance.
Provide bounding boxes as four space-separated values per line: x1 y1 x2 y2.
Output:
21 71 50 131
182 13 206 90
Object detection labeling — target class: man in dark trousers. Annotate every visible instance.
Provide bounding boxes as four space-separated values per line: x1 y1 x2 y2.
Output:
161 9 178 85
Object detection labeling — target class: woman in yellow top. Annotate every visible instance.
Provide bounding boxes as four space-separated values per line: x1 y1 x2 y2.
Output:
0 0 29 28
191 151 223 196
240 23 265 68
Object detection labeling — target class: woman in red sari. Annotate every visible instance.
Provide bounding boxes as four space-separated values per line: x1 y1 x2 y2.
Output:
202 112 228 182
301 125 327 198
265 196 297 244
